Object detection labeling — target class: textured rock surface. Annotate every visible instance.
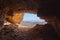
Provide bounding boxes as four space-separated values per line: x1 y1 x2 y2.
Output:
0 0 60 40
0 24 60 40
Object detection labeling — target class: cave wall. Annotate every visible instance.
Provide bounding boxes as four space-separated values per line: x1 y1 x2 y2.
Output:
0 0 60 40
0 0 39 28
0 0 60 36
37 0 60 37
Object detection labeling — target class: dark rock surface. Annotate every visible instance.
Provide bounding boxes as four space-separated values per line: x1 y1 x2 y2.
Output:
0 24 60 40
0 25 28 40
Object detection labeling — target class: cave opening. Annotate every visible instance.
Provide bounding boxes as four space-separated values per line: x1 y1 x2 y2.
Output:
20 13 47 28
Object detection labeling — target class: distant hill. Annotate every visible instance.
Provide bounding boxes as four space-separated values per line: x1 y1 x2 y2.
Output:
21 21 47 26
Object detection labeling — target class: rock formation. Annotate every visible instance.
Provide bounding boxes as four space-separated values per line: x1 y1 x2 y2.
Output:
0 0 60 40
27 24 60 40
37 0 60 38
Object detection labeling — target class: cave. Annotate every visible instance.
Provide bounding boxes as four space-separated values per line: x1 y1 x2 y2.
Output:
0 0 60 40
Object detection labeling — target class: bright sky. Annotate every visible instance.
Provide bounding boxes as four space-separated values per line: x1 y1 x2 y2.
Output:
22 13 45 22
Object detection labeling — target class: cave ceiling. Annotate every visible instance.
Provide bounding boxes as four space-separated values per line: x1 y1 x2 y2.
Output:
0 0 40 13
0 0 60 18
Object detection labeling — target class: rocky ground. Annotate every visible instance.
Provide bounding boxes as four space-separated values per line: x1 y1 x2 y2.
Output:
0 24 60 40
